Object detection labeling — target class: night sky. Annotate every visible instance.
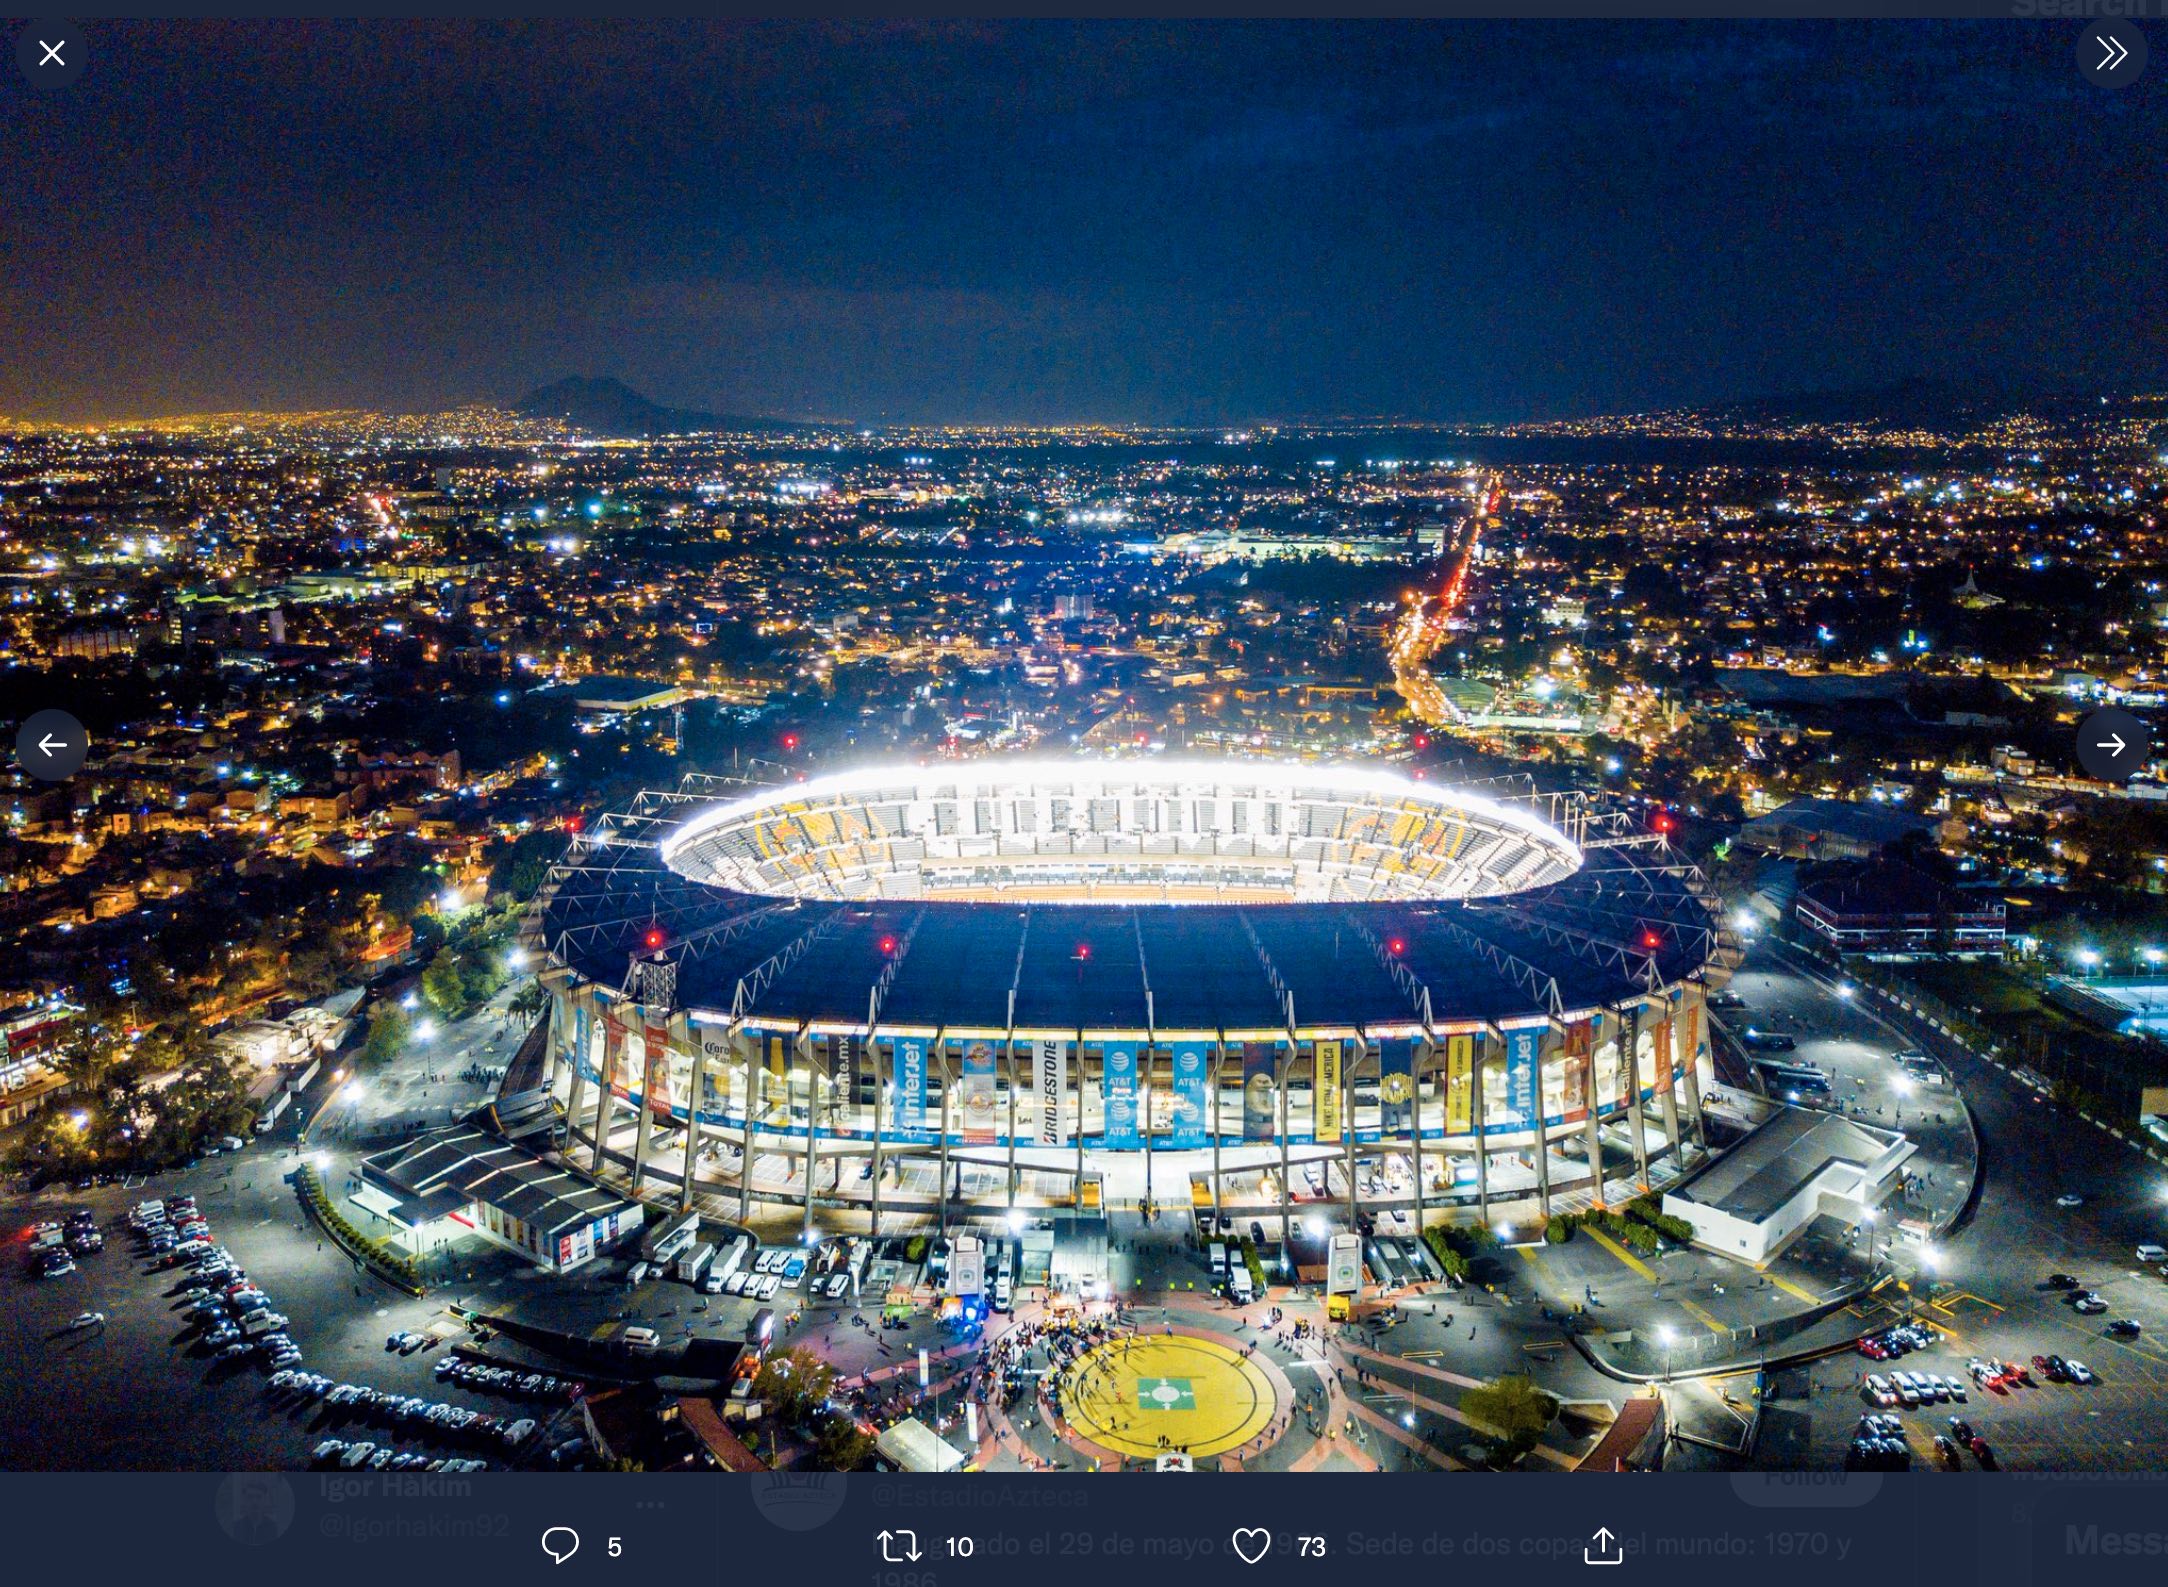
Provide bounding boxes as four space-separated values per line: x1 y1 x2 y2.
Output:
1 19 2159 425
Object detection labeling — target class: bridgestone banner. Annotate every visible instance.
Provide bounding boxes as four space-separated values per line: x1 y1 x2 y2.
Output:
1034 1037 1067 1146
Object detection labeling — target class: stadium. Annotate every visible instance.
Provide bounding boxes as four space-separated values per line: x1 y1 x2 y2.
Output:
529 760 1732 1238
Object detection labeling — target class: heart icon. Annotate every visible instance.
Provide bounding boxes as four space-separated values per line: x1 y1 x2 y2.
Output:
1230 1529 1272 1566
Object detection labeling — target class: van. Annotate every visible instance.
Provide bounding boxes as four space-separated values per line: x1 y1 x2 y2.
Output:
621 1326 661 1351
992 1273 1013 1313
1229 1264 1255 1304
627 1262 651 1285
2137 1243 2167 1265
1208 1241 1228 1279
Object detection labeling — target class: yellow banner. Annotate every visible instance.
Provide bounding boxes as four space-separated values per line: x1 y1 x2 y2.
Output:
1445 1033 1474 1134
1315 1040 1343 1143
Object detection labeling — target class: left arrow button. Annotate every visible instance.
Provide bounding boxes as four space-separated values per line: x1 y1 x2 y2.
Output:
16 709 89 780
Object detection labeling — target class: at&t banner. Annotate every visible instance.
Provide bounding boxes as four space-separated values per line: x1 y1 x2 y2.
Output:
1101 1041 1140 1149
1171 1041 1210 1149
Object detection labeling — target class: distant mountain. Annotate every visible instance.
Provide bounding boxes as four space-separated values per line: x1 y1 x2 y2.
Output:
1701 374 2109 429
511 377 793 438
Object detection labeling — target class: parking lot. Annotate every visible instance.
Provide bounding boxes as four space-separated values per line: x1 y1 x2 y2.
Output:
0 1137 590 1470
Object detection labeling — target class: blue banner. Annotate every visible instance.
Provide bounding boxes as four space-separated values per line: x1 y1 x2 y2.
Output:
1378 1038 1415 1135
1500 1026 1540 1133
1101 1041 1140 1150
1170 1041 1210 1149
894 1035 928 1131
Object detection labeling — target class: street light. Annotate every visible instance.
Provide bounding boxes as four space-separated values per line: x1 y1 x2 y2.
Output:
1656 1323 1676 1381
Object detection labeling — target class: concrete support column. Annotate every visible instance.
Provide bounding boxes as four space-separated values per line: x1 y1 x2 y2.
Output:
1580 1028 1607 1208
801 1030 819 1244
1621 1005 1652 1191
561 990 589 1147
1004 1034 1018 1212
1343 1039 1360 1229
1209 1038 1225 1230
936 1039 952 1236
1473 1034 1491 1224
677 1023 705 1213
740 1033 758 1224
1678 998 1709 1155
1278 1044 1294 1251
870 1033 885 1237
629 1021 660 1197
590 1008 621 1176
1410 1041 1428 1234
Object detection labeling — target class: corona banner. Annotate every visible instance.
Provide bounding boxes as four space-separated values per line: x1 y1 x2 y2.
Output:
1445 1033 1474 1134
1171 1041 1210 1149
1034 1037 1067 1146
1379 1039 1415 1134
960 1040 997 1144
1241 1041 1276 1142
1557 1018 1591 1127
1101 1041 1140 1149
1315 1039 1343 1143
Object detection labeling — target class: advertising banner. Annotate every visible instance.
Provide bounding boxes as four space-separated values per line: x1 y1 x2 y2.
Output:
1557 1018 1590 1127
1035 1037 1067 1146
828 1033 856 1093
1445 1033 1474 1134
894 1035 928 1129
1314 1039 1343 1143
1379 1039 1416 1135
1651 1016 1674 1096
1682 1004 1702 1080
960 1040 998 1145
642 1018 672 1119
1171 1041 1210 1149
1501 1026 1539 1132
1101 1041 1140 1149
574 1000 592 1084
1241 1041 1276 1142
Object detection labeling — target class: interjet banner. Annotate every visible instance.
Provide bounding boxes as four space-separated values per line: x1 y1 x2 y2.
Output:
1101 1041 1140 1149
1241 1041 1276 1142
894 1035 928 1129
1034 1037 1067 1146
1500 1025 1540 1133
960 1040 998 1145
1171 1040 1210 1149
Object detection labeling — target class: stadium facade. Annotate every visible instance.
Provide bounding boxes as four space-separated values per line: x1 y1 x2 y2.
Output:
530 762 1732 1235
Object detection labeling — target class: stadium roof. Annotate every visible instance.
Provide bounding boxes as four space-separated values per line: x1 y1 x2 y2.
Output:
536 773 1725 1033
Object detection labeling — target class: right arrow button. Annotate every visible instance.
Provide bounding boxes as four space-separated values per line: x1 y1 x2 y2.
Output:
2076 706 2152 784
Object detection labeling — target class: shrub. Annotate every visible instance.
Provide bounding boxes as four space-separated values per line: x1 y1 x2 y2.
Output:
1544 1214 1573 1244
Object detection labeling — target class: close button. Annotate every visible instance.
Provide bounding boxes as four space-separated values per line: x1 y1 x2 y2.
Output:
14 18 88 91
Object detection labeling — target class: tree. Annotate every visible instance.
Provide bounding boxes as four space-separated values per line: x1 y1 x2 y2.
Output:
1459 1375 1559 1462
752 1345 838 1424
421 949 468 1016
814 1414 874 1471
359 1005 411 1069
